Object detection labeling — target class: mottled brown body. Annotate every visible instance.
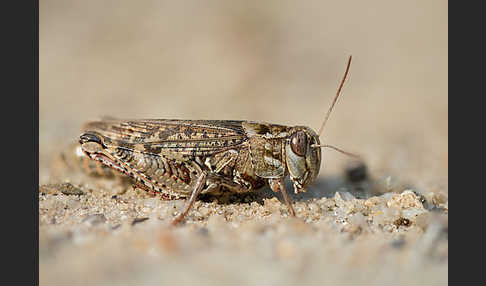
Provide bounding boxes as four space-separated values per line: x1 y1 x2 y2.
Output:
79 120 321 200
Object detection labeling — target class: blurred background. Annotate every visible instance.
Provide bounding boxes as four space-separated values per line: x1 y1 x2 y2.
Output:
39 1 447 285
40 0 447 192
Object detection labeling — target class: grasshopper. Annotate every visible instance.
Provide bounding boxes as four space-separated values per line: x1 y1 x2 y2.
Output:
79 56 356 225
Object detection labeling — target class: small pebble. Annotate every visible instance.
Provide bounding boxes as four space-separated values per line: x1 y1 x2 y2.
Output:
387 190 423 209
394 217 411 227
402 208 429 229
39 183 85 196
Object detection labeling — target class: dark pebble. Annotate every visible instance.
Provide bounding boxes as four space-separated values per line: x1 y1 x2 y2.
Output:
132 217 149 226
345 160 368 183
394 217 411 227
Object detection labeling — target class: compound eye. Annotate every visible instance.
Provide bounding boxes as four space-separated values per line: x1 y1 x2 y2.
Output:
290 131 307 157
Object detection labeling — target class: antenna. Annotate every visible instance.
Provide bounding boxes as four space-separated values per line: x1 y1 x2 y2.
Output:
312 55 360 160
311 144 361 159
317 55 352 137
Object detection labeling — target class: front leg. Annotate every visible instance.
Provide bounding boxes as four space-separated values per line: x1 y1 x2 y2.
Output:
268 178 296 217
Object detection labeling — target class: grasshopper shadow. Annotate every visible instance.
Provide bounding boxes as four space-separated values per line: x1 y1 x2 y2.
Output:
260 176 376 203
201 175 377 207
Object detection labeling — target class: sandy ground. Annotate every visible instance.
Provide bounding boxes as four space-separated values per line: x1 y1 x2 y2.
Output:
40 1 448 285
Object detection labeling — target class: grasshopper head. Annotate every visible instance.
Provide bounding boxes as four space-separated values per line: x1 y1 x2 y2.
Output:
285 127 321 193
